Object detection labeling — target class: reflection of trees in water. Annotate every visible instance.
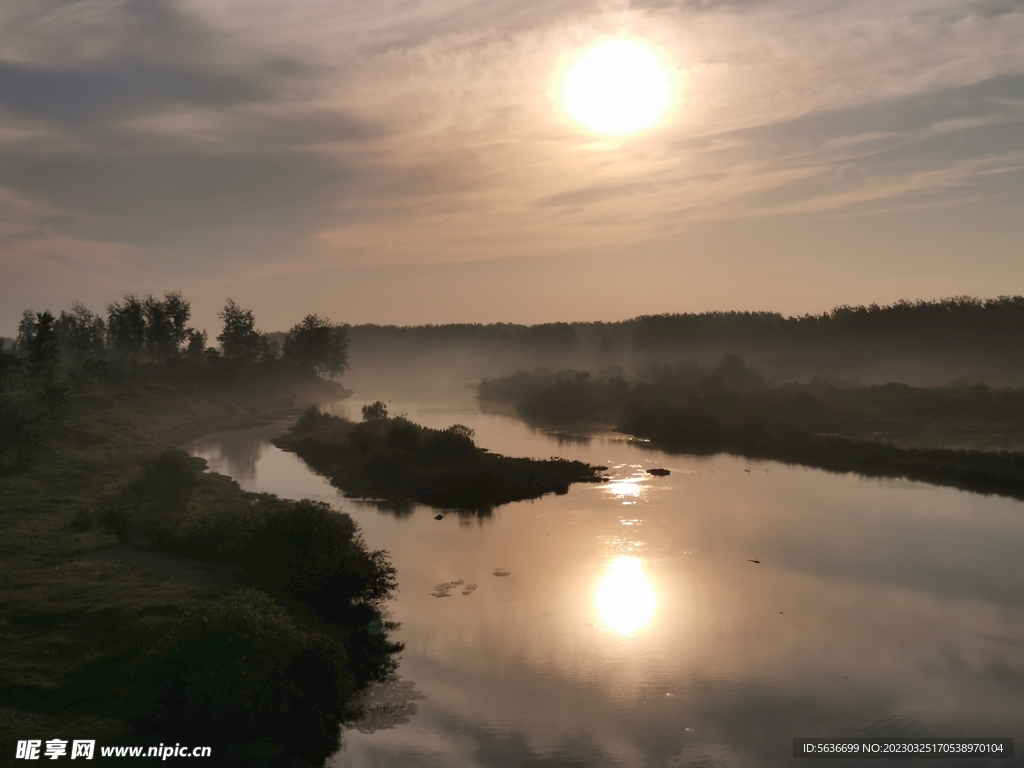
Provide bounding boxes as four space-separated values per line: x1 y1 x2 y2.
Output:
197 433 266 480
347 675 424 734
364 499 497 520
551 432 592 446
363 499 417 518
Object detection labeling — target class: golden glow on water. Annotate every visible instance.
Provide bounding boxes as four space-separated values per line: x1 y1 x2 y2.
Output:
605 478 642 498
196 396 1024 763
562 38 673 135
596 556 657 634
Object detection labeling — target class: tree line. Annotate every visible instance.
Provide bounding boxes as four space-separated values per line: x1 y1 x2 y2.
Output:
630 296 1024 349
13 296 1023 366
345 296 1024 353
8 293 349 379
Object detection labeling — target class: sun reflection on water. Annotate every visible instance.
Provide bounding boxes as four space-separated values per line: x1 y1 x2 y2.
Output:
596 557 657 635
606 479 641 497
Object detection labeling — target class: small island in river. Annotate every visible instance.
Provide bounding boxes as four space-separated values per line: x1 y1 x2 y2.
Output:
274 402 602 510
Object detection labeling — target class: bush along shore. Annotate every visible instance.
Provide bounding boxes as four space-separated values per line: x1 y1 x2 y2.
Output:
274 402 602 512
478 362 1024 500
97 449 402 764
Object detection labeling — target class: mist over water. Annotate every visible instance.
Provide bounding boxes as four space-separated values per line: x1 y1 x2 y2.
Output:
190 390 1024 767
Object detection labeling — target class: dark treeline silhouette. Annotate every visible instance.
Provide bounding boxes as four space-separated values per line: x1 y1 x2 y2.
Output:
9 295 1024 389
352 296 1024 351
274 402 601 513
632 296 1024 349
1 294 349 474
10 292 349 374
345 297 1024 387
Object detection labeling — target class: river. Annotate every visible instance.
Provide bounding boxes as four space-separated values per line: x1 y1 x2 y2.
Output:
188 391 1024 767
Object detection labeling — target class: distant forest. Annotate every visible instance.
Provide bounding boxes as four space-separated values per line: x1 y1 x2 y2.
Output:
344 297 1024 387
346 296 1024 345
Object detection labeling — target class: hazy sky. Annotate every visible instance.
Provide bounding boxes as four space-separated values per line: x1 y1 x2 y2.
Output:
2 0 1023 333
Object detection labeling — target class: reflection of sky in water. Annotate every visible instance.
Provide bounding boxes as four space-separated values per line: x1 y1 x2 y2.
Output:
187 422 346 506
189 395 1024 767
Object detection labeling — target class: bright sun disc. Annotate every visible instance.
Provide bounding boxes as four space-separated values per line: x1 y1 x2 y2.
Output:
596 557 657 634
563 38 672 135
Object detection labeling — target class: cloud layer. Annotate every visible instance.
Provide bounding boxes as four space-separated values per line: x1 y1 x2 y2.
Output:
1 0 1022 329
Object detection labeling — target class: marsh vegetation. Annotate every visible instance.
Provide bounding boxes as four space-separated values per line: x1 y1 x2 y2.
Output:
274 402 602 512
478 356 1024 499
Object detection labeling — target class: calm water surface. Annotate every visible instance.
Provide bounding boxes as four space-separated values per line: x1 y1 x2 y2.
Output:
189 393 1024 767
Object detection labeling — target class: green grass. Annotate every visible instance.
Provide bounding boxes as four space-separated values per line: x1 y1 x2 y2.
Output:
0 369 355 757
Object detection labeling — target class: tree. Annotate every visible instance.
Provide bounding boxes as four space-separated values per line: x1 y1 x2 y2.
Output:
15 310 36 357
283 315 349 378
217 299 265 363
446 424 475 441
184 329 207 362
55 302 106 363
144 291 191 360
0 348 17 397
17 310 59 379
107 295 147 363
362 401 388 421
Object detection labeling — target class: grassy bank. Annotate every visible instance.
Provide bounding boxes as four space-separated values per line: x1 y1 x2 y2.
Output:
620 403 1024 500
0 366 400 765
274 405 601 513
478 363 1024 500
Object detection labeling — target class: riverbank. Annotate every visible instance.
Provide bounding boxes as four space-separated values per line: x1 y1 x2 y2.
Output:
0 369 398 762
477 366 1024 500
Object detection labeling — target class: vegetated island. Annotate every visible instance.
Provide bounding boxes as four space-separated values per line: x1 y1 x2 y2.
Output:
274 401 602 511
478 359 1024 500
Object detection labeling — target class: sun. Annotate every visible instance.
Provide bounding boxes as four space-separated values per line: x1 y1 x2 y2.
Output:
562 38 673 135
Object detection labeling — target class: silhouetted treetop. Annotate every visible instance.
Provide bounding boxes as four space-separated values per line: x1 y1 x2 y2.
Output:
143 291 191 360
55 303 106 363
283 314 349 378
17 310 59 379
106 295 148 362
217 299 267 363
362 401 388 421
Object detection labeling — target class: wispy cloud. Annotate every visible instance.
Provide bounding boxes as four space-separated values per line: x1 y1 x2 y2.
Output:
1 0 1022 326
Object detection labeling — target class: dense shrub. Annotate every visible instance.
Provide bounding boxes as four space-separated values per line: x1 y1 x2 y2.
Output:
130 590 354 767
102 449 402 688
107 451 394 589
